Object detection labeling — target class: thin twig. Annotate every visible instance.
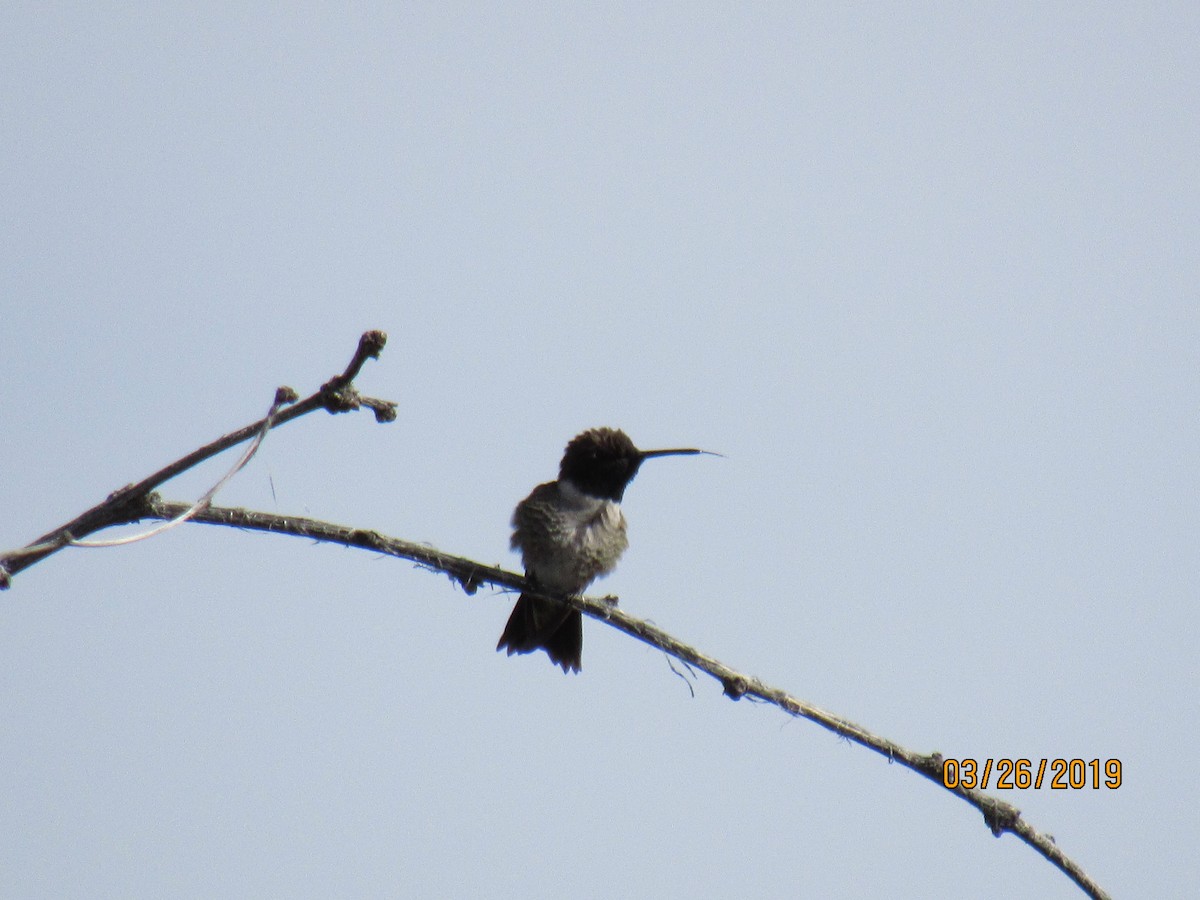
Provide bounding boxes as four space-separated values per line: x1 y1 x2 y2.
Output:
0 331 395 588
71 388 293 547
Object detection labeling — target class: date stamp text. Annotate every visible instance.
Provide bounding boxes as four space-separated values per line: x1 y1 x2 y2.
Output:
941 758 1122 790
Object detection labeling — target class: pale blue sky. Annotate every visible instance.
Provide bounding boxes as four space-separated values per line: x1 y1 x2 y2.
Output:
2 4 1196 898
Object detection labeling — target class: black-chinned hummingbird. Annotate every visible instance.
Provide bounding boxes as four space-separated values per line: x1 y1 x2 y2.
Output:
497 427 711 673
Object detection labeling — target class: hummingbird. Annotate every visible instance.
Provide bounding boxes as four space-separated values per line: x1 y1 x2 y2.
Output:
497 427 711 673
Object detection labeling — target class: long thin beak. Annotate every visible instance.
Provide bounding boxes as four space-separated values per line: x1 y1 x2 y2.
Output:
639 447 723 460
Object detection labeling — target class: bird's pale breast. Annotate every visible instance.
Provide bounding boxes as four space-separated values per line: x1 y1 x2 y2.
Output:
511 480 629 594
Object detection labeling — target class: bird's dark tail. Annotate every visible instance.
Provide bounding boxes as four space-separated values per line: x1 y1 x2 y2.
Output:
496 594 583 674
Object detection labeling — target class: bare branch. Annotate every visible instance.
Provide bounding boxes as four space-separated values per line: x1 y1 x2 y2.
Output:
0 329 1110 898
123 498 1107 900
0 331 395 588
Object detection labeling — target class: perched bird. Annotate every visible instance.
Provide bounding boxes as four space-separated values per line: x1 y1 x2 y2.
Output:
498 427 711 673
